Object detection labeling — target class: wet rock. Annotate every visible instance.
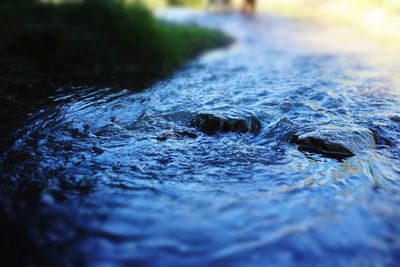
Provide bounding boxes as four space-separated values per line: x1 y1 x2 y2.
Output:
291 126 376 160
291 135 354 160
156 133 170 141
390 115 400 123
158 157 172 164
156 129 197 141
189 112 261 135
92 146 104 155
131 164 144 173
63 143 73 151
71 128 86 138
371 127 395 148
179 130 198 138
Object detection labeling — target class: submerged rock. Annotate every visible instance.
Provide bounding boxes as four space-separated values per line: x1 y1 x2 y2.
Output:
189 112 261 135
291 126 376 160
156 129 198 141
390 115 400 122
371 127 395 148
291 135 354 160
92 146 105 155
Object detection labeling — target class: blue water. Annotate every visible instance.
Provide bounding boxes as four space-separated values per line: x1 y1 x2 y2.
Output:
1 10 400 267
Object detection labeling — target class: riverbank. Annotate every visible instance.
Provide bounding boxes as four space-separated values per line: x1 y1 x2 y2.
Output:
0 1 230 104
0 1 230 153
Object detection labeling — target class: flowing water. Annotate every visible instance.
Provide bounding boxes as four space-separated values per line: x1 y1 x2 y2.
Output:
1 10 400 267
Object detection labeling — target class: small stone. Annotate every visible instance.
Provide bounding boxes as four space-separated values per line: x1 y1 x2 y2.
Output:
390 115 400 122
177 130 198 139
158 158 171 164
131 164 144 172
92 146 104 155
190 112 261 135
156 130 176 141
156 129 198 141
63 143 73 151
71 128 86 138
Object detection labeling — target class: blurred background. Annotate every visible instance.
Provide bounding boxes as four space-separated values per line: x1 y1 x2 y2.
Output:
144 0 400 45
106 0 400 47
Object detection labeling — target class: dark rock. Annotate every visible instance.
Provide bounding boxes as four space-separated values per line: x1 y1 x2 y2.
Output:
131 164 144 173
156 133 171 141
156 129 197 141
189 112 261 135
291 135 354 160
92 146 104 155
291 126 376 160
158 157 172 164
371 127 395 148
390 115 400 122
63 143 73 151
71 128 86 138
178 130 198 139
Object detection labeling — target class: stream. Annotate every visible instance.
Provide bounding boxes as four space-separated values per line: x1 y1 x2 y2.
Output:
1 9 400 267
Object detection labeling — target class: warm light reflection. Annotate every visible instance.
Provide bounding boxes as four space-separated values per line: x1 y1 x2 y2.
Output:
139 0 400 48
258 0 400 48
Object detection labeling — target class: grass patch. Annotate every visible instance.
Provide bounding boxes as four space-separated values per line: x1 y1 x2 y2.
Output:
0 0 230 102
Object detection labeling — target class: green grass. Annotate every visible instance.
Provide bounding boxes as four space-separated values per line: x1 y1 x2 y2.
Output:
167 0 204 7
0 0 230 102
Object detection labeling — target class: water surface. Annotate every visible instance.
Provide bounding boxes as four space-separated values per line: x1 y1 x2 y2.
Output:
1 9 400 267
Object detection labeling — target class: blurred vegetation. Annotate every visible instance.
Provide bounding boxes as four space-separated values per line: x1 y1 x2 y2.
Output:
0 0 229 102
166 0 203 7
140 0 205 8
